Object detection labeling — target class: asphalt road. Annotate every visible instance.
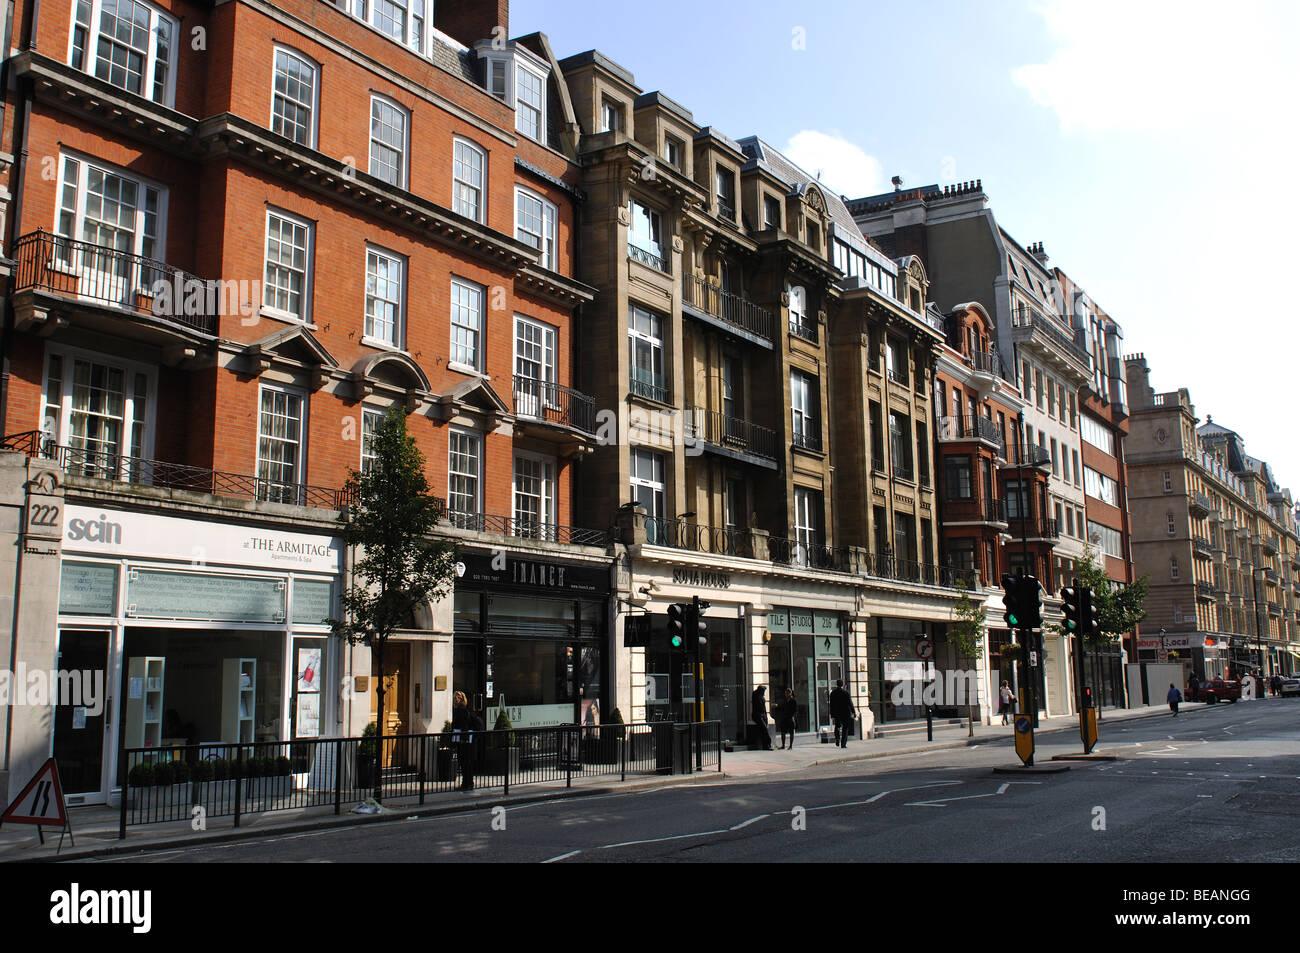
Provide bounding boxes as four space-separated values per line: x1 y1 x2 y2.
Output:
99 701 1300 863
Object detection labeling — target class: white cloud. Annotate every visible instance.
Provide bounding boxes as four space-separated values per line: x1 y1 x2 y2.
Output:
781 130 885 197
1013 0 1295 134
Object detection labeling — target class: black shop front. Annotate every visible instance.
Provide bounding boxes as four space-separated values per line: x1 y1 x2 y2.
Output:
452 551 612 730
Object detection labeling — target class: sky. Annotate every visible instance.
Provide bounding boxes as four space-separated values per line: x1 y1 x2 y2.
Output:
510 0 1300 495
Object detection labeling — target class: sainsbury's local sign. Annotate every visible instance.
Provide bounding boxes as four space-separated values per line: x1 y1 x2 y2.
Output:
63 505 342 573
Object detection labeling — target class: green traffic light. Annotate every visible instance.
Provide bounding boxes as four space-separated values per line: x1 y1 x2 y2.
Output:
671 635 682 647
1008 614 1019 626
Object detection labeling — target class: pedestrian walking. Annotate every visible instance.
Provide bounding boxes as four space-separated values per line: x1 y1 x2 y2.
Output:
1187 672 1200 703
451 691 482 792
751 685 773 750
998 680 1016 725
776 687 798 750
829 679 855 748
1167 683 1181 717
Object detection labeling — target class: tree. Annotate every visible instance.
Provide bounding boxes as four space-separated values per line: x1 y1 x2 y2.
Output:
1066 544 1150 648
328 409 458 802
947 579 986 734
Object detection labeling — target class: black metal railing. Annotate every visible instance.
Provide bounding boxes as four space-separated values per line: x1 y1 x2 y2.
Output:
512 375 597 434
1011 305 1090 367
886 367 909 386
969 349 1004 378
938 415 1003 447
1268 602 1283 616
1193 535 1212 555
681 273 775 342
628 243 668 271
869 555 978 589
1008 516 1059 540
643 517 752 557
717 201 736 222
789 313 818 343
1003 444 1051 468
894 463 915 482
1191 492 1214 516
792 428 823 452
12 229 219 337
769 536 852 572
2 433 351 508
685 405 778 462
445 511 609 547
871 455 886 474
943 497 1008 524
629 370 670 404
118 723 722 836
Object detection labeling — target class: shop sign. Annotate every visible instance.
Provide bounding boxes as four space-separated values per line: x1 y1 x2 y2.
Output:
885 660 925 681
63 505 341 573
813 613 841 635
58 561 117 616
788 610 814 634
126 568 286 622
671 567 731 588
458 553 608 595
766 610 788 631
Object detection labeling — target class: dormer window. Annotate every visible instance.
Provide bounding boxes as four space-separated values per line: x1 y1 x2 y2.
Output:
477 44 551 145
763 195 781 230
663 136 682 169
600 98 624 134
715 167 735 220
350 0 431 57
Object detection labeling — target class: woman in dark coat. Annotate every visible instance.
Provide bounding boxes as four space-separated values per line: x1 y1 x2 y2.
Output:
776 688 798 750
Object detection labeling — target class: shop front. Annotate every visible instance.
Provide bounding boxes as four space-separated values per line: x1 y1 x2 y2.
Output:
764 609 847 736
53 504 342 805
452 551 612 730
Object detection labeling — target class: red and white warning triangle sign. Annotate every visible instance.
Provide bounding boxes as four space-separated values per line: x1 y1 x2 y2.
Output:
2 757 69 827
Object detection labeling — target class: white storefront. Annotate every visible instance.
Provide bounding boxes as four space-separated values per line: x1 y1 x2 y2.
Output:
52 504 342 805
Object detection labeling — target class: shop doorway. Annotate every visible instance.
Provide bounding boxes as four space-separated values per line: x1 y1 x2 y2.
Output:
814 659 843 733
370 642 410 767
53 628 112 801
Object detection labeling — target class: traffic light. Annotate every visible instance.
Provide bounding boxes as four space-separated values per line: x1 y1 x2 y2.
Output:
667 603 687 649
693 597 709 647
1061 585 1081 635
1079 587 1101 642
1017 575 1044 630
1001 573 1020 628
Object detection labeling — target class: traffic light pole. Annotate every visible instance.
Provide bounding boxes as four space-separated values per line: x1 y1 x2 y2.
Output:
691 595 703 725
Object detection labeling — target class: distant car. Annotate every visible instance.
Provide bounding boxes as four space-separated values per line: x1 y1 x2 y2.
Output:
1201 678 1241 704
1280 675 1300 698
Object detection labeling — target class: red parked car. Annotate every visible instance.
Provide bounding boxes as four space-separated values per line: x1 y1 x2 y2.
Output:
1200 677 1241 703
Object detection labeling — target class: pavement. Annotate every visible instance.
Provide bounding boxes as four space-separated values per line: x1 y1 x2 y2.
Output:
0 698 1223 862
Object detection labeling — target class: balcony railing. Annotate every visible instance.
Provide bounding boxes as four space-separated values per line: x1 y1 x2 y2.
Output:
886 367 909 387
13 229 218 337
943 497 1008 525
789 314 818 343
681 273 775 343
1190 492 1214 517
644 518 752 557
1192 535 1212 555
969 349 1005 379
628 243 668 272
871 455 886 474
1003 444 1051 469
770 536 851 572
1268 601 1283 616
685 406 778 462
2 432 351 508
512 376 597 434
870 554 978 589
1196 581 1215 601
629 369 670 404
792 428 823 453
938 415 1003 449
1011 305 1090 367
1009 516 1059 540
445 511 608 547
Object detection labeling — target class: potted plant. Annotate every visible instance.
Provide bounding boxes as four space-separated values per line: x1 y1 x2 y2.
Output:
483 709 519 777
356 722 379 790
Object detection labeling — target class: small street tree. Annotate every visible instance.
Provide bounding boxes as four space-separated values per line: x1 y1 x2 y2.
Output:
329 409 457 802
948 580 987 734
1067 544 1150 648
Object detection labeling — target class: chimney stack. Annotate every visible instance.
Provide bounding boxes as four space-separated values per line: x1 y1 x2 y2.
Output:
435 0 508 48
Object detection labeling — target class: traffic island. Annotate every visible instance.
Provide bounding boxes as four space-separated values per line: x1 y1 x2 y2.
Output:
992 764 1072 774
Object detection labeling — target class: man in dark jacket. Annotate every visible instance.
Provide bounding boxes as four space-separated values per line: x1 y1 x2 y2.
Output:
829 680 855 747
751 685 773 750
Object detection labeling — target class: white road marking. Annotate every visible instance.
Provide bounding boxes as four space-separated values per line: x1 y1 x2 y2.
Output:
906 781 1039 808
729 814 769 831
542 850 582 863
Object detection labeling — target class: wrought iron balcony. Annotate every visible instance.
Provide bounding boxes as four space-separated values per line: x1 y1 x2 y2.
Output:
770 536 851 572
1196 581 1215 601
943 496 1008 525
681 273 775 344
2 431 351 508
1189 492 1212 518
938 415 1003 450
886 367 909 387
869 554 978 589
789 313 818 343
644 517 752 557
445 511 608 547
1009 516 1059 540
1263 567 1279 583
792 428 823 453
512 376 597 434
1010 305 1090 368
1002 444 1051 469
629 369 670 404
968 349 1005 379
1193 535 1212 556
1268 601 1283 616
12 229 218 337
628 243 668 272
685 405 778 464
